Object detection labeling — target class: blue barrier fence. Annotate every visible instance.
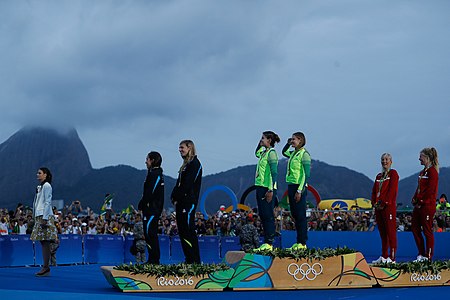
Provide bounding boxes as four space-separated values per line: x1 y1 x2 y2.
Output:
281 231 450 262
1 231 449 267
123 235 171 264
0 235 34 267
84 235 124 264
35 234 83 265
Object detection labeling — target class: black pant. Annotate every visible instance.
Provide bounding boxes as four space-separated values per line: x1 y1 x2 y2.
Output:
256 186 275 245
176 203 200 263
143 213 160 264
288 184 308 245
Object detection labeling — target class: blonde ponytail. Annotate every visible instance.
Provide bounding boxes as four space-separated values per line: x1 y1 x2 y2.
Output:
179 140 197 173
421 147 439 173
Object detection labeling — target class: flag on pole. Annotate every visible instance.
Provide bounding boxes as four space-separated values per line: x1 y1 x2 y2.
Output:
278 190 290 210
121 205 133 216
100 193 114 214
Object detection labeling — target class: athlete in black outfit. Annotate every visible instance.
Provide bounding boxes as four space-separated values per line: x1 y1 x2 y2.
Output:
138 151 164 264
171 140 202 264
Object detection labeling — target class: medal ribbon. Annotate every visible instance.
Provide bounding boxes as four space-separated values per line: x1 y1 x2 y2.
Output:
377 170 390 198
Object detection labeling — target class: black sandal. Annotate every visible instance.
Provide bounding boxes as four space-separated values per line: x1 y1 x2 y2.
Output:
35 267 50 277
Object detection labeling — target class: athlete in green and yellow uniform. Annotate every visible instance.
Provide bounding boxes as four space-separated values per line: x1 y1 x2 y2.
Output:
282 132 311 250
254 131 280 251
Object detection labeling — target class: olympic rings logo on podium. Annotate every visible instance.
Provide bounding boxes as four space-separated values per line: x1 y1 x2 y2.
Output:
287 262 323 281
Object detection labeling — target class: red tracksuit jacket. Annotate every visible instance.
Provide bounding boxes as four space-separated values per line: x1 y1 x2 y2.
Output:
371 169 399 209
413 167 439 206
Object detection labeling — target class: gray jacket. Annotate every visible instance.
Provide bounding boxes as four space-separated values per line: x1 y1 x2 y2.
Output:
33 182 54 220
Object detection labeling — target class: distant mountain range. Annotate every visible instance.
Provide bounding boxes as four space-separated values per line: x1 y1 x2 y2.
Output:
0 127 448 212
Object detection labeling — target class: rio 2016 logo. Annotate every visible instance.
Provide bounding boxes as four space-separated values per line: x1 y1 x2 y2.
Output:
287 262 323 281
410 273 441 282
156 276 194 286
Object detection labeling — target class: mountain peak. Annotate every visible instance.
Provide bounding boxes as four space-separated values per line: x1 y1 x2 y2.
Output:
0 126 93 208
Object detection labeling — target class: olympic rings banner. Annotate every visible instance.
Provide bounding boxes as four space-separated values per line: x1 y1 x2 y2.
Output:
287 262 323 281
199 185 239 220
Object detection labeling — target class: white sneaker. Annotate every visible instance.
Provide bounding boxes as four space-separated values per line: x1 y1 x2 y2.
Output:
385 257 396 264
413 255 429 262
372 256 387 264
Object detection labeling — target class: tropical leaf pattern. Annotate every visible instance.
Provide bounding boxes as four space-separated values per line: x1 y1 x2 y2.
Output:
196 254 275 289
328 253 374 286
227 253 274 288
196 269 235 289
370 267 401 282
114 277 152 290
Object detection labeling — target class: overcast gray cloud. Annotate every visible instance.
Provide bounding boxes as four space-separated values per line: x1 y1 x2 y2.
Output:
1 0 449 179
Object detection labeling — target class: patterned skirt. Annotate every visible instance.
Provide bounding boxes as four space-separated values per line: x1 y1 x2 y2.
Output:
30 216 58 241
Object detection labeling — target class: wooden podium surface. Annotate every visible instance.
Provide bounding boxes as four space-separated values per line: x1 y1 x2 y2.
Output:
101 251 450 292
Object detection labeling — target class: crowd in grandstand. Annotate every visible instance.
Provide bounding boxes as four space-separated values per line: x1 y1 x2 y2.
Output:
1 198 449 237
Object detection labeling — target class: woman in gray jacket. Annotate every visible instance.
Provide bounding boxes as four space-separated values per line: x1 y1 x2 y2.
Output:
31 167 58 276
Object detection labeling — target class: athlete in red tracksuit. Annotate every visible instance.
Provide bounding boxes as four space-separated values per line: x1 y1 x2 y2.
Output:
371 153 399 263
411 147 439 262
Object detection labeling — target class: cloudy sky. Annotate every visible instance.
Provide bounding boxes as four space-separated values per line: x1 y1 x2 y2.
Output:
1 0 449 179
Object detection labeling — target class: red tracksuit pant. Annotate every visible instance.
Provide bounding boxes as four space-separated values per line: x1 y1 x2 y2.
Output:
411 205 436 260
375 208 397 260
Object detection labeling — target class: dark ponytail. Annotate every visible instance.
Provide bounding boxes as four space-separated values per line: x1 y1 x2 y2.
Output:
263 131 280 147
39 167 53 184
147 151 162 168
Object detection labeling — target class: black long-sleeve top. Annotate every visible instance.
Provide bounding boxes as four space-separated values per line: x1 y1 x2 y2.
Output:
138 167 164 215
171 155 202 205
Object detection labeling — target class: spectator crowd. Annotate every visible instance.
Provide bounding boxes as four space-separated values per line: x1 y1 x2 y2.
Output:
1 198 450 237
